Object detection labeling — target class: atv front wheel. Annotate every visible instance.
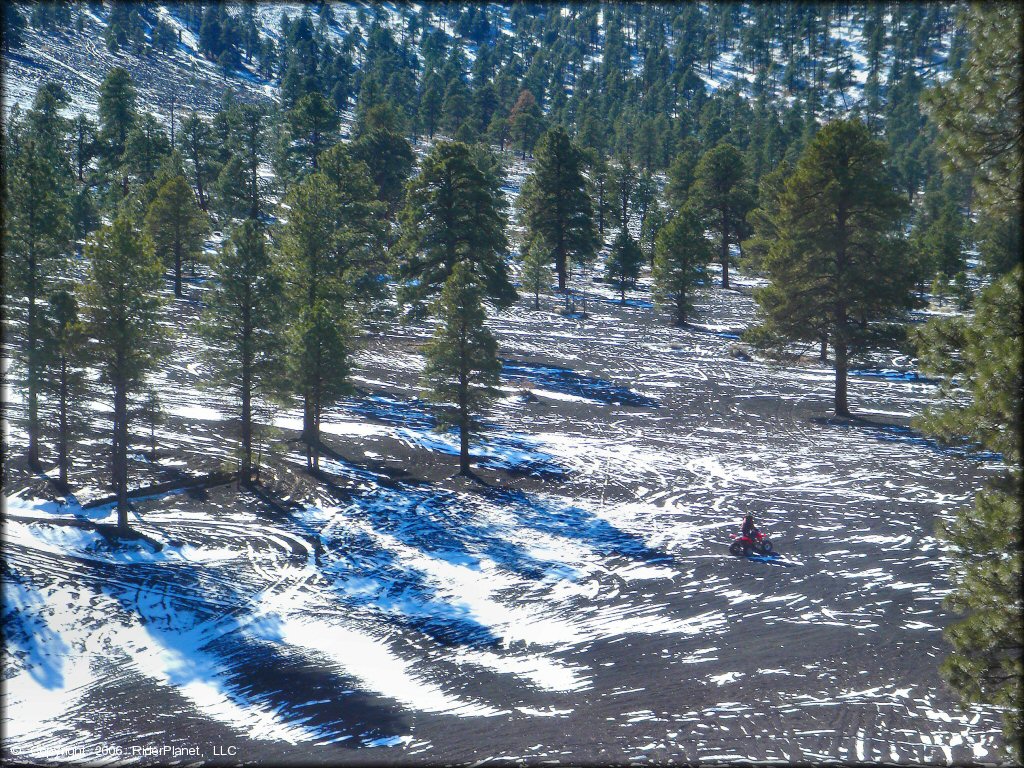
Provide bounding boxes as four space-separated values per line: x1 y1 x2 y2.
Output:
729 540 744 556
760 538 773 554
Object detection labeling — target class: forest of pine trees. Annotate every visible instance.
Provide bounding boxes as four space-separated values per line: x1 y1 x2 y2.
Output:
1 2 1019 756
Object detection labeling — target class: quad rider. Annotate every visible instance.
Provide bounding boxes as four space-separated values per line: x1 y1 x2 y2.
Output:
741 513 759 541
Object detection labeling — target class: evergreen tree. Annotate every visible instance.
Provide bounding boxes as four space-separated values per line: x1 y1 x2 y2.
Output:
278 159 383 468
612 154 638 229
692 142 754 289
123 113 171 186
349 103 415 214
421 262 501 475
179 111 218 211
918 5 1023 754
752 119 913 416
97 67 138 170
281 92 340 177
3 108 73 469
145 175 209 298
83 213 165 531
508 89 543 159
913 268 1022 755
605 230 643 305
419 70 444 140
3 4 28 52
199 219 284 482
520 240 553 310
639 201 668 266
71 114 98 183
666 137 700 211
975 211 1021 278
652 209 713 325
216 103 267 219
398 141 515 316
41 290 86 489
741 162 790 274
518 127 598 293
588 150 612 236
927 4 1021 221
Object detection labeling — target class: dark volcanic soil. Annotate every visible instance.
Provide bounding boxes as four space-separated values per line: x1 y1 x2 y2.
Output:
1 271 1008 765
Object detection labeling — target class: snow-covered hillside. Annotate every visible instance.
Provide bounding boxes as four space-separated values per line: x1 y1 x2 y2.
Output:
2 2 958 123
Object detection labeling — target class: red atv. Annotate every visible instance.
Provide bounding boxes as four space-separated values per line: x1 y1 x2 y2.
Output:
729 530 773 556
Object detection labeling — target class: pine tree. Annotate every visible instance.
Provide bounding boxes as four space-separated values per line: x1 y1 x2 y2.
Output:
123 113 171 186
97 67 138 170
281 92 340 177
398 141 515 316
508 89 543 159
83 213 166 531
741 162 790 274
421 262 501 475
349 103 415 214
917 5 1023 754
652 209 713 325
692 142 754 289
605 230 643 305
752 119 913 416
612 154 638 229
520 240 553 310
199 219 284 482
517 127 598 293
145 175 209 298
71 114 98 183
179 111 218 211
278 158 383 469
216 103 267 220
927 4 1021 221
41 291 86 489
914 268 1022 754
419 70 444 139
3 4 27 52
3 106 73 470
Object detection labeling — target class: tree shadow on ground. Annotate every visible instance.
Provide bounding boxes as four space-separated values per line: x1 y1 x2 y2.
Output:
813 414 1001 461
502 360 660 408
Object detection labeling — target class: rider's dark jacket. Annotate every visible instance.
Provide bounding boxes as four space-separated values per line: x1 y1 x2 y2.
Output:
742 518 757 538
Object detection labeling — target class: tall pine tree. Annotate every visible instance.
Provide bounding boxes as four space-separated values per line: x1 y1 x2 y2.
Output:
84 213 165 531
422 262 501 475
752 119 913 416
199 219 284 482
653 209 713 325
398 141 515 316
517 126 598 293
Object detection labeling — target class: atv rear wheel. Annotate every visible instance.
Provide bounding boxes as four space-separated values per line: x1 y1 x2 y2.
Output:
760 538 773 554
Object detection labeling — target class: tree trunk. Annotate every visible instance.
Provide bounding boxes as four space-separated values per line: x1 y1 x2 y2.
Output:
720 211 730 289
676 293 687 326
174 241 183 297
58 356 69 487
555 247 567 292
241 371 252 485
303 389 314 469
819 335 828 363
834 339 850 417
458 369 470 474
26 264 40 470
533 289 540 310
113 375 130 533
